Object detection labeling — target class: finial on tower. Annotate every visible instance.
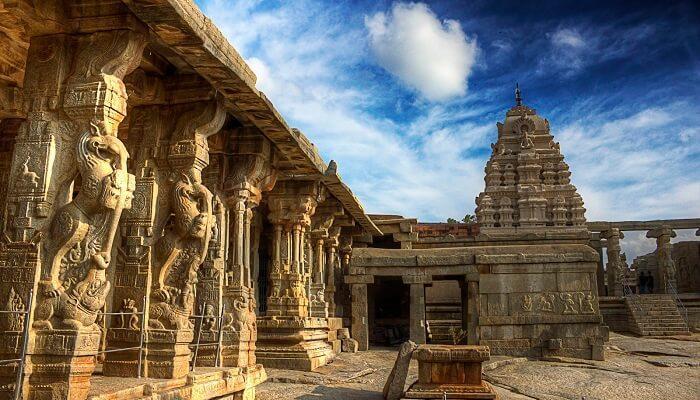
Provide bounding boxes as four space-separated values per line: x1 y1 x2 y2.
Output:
515 83 522 106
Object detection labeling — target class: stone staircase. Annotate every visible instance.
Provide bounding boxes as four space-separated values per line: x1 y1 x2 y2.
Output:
426 302 462 344
625 294 690 336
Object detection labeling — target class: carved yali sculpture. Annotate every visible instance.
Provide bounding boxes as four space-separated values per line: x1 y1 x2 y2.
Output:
149 172 214 330
34 122 134 332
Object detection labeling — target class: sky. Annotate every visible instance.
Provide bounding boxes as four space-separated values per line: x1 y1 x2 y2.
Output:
194 0 700 259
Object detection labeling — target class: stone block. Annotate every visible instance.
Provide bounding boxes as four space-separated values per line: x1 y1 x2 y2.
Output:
341 338 358 353
480 273 557 294
383 340 417 400
338 328 350 339
403 345 496 399
556 272 592 292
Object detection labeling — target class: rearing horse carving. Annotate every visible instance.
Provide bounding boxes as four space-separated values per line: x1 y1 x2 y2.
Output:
34 122 134 332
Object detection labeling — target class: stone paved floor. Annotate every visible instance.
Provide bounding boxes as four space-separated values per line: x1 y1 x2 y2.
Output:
256 333 700 400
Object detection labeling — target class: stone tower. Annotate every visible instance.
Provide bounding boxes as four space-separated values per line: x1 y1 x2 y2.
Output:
475 85 586 232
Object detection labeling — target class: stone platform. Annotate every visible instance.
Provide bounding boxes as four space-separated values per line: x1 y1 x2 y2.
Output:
403 345 497 399
88 365 266 400
256 316 335 370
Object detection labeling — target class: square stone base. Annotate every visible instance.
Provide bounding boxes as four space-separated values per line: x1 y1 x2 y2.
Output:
255 316 334 371
144 329 194 379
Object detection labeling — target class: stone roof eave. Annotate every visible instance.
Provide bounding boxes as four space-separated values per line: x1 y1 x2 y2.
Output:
122 0 326 176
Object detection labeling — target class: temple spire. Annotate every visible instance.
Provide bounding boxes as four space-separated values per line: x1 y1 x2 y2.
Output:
515 83 522 106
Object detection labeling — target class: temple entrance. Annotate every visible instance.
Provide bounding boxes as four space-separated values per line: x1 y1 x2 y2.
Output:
425 280 464 344
369 276 410 345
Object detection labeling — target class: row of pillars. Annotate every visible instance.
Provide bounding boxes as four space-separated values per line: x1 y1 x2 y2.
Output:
591 226 678 296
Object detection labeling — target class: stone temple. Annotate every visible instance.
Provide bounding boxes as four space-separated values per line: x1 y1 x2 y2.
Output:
0 1 697 400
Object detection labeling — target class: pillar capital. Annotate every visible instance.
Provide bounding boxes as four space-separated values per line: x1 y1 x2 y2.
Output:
646 226 676 239
224 127 277 206
600 228 624 240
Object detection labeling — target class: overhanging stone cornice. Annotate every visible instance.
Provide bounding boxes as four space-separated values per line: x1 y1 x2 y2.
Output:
121 0 327 176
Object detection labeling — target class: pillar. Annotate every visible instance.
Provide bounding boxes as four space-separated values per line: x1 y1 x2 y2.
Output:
601 229 624 297
143 99 225 379
325 230 340 317
467 281 480 345
221 129 277 369
403 275 431 345
647 227 677 293
346 275 373 351
590 235 606 296
0 29 146 399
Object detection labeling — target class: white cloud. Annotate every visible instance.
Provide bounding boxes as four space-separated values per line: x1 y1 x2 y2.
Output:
199 0 487 221
551 28 586 49
365 2 478 101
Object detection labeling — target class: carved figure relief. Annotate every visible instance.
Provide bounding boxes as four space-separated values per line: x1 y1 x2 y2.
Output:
537 293 554 313
34 122 134 331
560 293 578 314
18 155 39 189
200 303 217 332
119 298 139 330
2 287 26 331
521 294 533 312
149 173 213 331
578 293 595 314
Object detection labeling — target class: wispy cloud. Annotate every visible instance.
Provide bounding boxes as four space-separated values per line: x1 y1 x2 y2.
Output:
543 24 656 77
365 2 479 101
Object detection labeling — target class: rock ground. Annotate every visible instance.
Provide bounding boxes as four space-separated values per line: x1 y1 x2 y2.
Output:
256 333 700 400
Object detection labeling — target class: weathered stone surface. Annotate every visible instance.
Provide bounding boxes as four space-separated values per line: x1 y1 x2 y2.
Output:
403 344 497 399
341 338 359 353
382 340 417 400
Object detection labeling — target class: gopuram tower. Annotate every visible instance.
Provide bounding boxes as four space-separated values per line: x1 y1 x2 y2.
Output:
475 85 587 235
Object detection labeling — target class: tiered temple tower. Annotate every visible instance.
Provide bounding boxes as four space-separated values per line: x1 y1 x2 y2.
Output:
476 85 586 233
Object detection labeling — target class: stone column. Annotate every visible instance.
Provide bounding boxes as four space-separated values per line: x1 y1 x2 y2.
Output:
346 275 373 351
325 228 340 317
590 235 606 296
647 227 677 293
221 127 277 368
0 30 145 399
143 99 225 379
308 235 328 318
403 275 431 344
467 281 480 345
601 229 624 297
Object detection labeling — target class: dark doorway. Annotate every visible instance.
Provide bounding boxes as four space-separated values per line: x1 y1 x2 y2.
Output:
369 276 409 345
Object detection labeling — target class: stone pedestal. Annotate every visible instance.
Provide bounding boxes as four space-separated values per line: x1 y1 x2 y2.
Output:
255 316 334 371
145 329 194 379
403 345 497 399
28 330 102 400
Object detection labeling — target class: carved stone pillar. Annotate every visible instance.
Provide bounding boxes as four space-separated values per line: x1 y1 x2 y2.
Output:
324 228 341 317
308 235 328 318
144 99 225 379
256 180 335 371
647 227 677 293
601 229 624 297
0 29 145 399
220 127 276 369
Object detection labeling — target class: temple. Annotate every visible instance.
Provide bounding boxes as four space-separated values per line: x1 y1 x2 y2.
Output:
0 1 698 400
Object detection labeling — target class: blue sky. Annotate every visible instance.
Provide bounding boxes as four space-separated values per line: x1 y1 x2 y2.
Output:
195 0 700 257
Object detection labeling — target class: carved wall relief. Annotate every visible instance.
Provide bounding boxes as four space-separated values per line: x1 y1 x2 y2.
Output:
516 291 597 315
